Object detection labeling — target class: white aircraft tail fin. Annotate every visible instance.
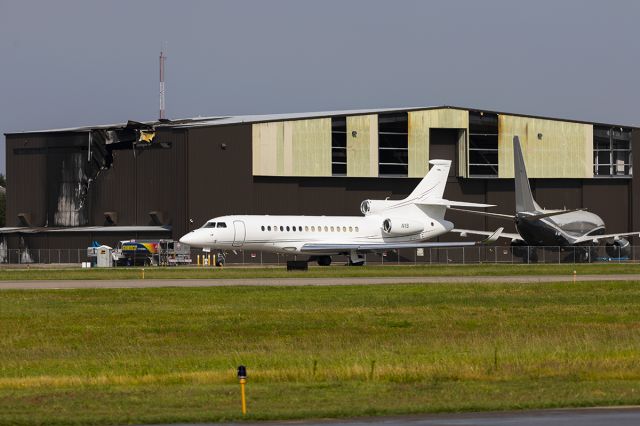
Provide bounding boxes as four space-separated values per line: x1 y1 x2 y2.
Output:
405 160 450 202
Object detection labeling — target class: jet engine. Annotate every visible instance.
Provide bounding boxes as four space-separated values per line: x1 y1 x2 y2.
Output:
360 199 397 215
381 218 424 236
605 238 631 258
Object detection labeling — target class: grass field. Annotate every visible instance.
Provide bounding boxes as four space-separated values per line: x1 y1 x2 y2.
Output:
1 262 640 280
1 281 640 425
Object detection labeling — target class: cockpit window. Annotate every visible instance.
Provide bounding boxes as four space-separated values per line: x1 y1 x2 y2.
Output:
216 222 227 228
203 222 217 228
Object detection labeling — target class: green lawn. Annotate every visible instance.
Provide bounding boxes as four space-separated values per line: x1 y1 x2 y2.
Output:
1 281 640 424
1 263 640 280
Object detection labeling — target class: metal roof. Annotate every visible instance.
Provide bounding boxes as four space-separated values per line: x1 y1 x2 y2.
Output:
5 105 637 135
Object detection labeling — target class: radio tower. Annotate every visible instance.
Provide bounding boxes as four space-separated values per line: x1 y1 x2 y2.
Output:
159 48 166 120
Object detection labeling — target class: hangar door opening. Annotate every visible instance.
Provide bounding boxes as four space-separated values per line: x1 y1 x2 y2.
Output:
429 128 463 176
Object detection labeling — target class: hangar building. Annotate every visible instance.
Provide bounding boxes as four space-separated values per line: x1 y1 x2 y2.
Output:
3 106 639 260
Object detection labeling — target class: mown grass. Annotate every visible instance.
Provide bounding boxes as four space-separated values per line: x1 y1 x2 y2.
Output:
1 282 640 424
1 263 640 280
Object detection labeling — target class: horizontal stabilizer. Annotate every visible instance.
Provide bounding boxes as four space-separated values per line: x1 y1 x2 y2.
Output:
420 199 496 208
448 207 515 220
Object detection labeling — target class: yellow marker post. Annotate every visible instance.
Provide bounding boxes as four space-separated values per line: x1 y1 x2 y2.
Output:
141 268 145 280
237 365 247 416
573 270 576 284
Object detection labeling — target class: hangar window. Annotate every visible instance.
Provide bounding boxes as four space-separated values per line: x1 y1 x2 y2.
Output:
468 111 499 177
378 112 408 176
216 222 227 228
332 117 347 176
594 126 632 177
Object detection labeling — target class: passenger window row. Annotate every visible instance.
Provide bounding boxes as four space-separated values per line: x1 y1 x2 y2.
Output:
260 225 359 233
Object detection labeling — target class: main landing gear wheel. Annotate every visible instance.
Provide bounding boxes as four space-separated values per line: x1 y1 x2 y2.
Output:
317 255 332 266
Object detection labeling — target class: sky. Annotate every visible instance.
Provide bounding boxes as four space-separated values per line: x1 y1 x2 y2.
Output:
1 0 639 174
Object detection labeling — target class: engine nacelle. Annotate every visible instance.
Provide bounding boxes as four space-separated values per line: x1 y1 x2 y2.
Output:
381 217 424 236
606 238 630 258
360 199 397 216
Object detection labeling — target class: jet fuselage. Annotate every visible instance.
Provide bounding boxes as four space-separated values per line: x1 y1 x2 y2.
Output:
515 210 605 246
179 214 454 254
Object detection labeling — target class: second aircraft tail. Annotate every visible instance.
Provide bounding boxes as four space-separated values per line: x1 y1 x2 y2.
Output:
513 136 541 213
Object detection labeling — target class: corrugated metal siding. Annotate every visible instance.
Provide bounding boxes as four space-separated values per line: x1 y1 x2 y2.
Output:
172 130 189 240
89 148 137 226
135 132 178 226
346 114 378 177
252 119 331 177
6 135 48 227
252 122 283 175
408 109 469 177
291 118 331 176
498 115 593 178
187 125 253 229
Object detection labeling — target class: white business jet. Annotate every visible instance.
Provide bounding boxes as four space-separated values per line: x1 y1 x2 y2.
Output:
179 160 503 265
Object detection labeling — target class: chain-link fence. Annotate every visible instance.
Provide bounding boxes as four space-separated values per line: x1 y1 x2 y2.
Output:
1 245 638 266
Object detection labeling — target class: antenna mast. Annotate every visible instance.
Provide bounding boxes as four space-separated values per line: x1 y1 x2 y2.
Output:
159 48 166 120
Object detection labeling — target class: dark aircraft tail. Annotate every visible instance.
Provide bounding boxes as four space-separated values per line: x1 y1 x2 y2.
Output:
513 136 541 213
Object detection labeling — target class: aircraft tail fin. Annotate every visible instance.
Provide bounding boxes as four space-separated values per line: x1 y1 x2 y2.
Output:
406 160 450 202
513 136 540 213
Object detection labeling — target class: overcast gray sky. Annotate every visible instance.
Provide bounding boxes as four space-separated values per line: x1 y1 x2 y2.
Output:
1 0 638 174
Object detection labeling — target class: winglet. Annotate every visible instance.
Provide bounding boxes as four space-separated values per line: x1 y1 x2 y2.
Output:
481 227 504 244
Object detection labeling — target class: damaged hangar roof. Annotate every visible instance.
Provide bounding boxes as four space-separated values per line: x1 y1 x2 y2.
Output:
5 106 638 135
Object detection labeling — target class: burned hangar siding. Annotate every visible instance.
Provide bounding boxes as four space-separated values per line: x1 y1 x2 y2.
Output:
5 123 180 250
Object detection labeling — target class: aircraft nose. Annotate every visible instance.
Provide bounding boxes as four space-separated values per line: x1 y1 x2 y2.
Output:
179 232 194 245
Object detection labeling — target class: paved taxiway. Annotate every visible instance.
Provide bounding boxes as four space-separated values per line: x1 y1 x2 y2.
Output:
149 407 640 426
0 274 638 289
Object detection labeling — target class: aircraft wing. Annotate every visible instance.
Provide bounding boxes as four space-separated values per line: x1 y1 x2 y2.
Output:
451 228 523 242
300 228 504 253
572 231 640 245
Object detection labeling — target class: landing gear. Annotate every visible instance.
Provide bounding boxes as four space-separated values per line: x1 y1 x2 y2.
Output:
317 255 332 266
348 251 365 266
